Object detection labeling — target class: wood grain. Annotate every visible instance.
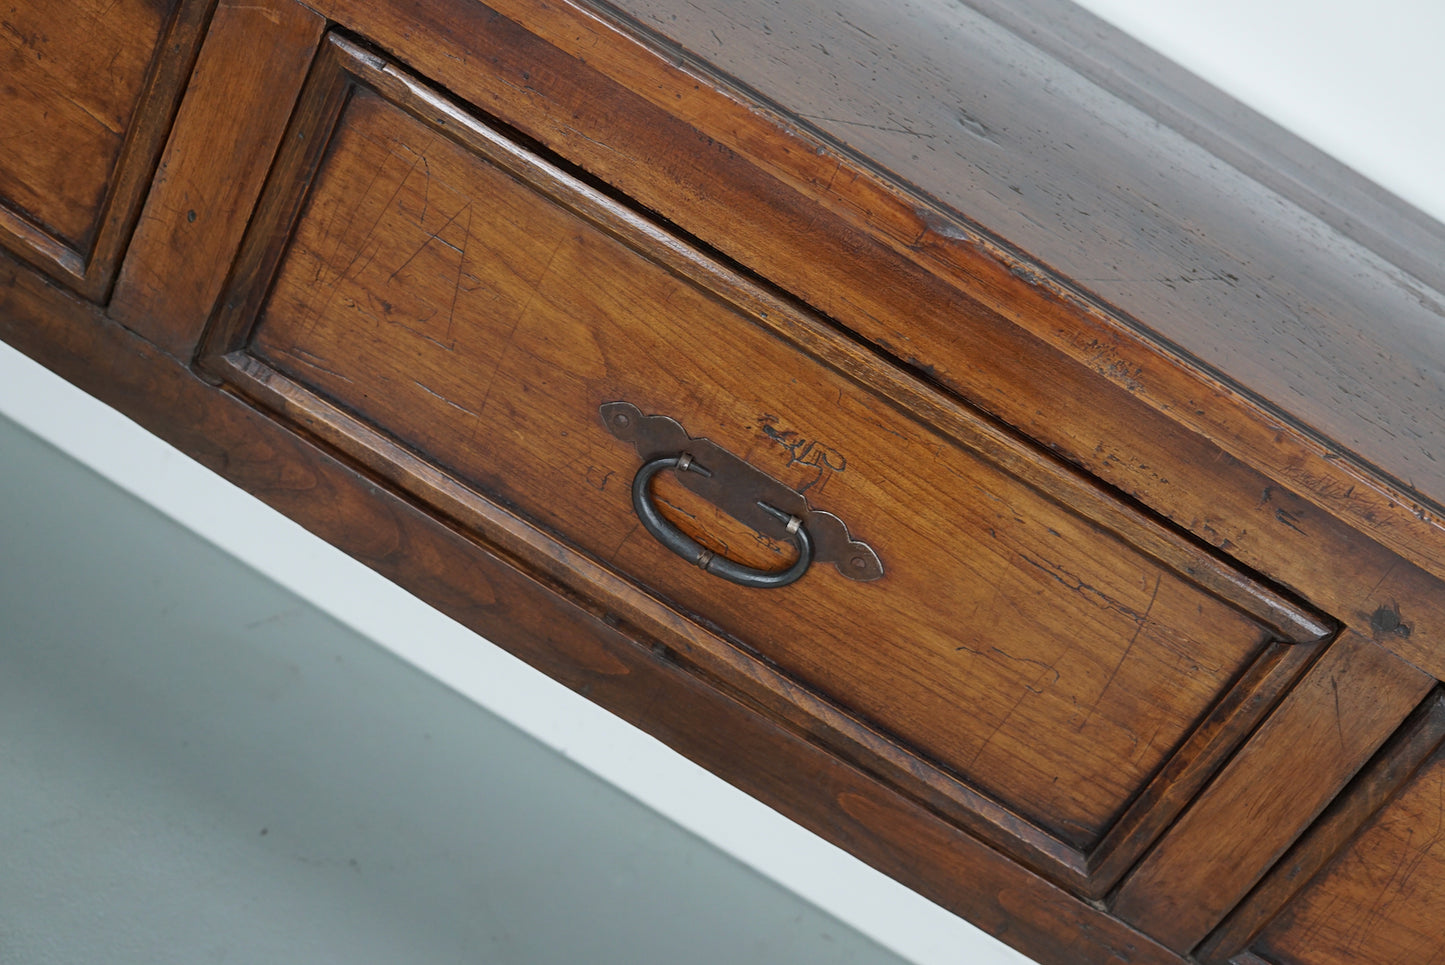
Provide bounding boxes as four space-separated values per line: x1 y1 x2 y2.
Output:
5 1 1445 961
1199 692 1445 962
1 245 1188 965
1250 707 1445 964
0 0 175 246
0 0 211 297
110 0 323 357
249 81 1257 848
1110 631 1436 953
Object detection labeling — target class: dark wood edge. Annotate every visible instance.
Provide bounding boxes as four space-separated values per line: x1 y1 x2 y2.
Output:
193 34 1336 897
1196 689 1445 963
0 0 217 301
0 242 1188 965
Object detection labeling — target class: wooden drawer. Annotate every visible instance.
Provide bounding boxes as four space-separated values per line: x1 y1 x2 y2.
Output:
1199 691 1445 964
0 0 209 296
199 35 1330 897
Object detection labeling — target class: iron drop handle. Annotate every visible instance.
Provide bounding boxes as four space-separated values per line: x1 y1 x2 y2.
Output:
632 453 814 589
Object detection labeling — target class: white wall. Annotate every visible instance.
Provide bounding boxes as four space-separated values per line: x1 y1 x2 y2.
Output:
1071 0 1445 225
0 409 915 965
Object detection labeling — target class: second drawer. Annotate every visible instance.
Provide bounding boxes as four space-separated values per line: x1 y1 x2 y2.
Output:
200 33 1330 897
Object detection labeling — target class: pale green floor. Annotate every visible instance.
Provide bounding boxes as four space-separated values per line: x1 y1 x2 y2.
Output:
0 413 911 965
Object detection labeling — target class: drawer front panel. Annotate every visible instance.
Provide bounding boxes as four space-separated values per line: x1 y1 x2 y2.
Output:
0 0 208 293
1208 693 1445 965
203 36 1327 891
1262 758 1445 965
1 0 170 245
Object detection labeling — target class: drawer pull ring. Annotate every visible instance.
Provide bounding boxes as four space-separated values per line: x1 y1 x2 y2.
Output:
632 454 815 589
603 402 882 583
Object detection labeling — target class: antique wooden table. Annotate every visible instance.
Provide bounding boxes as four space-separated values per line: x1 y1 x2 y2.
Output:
4 1 1444 962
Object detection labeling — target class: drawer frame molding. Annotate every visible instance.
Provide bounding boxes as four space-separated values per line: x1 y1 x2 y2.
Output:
196 32 1335 900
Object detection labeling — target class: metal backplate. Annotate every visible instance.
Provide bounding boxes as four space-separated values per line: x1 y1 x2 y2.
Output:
601 402 883 581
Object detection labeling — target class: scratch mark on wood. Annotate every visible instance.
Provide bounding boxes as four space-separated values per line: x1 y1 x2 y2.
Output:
585 466 615 491
386 198 469 284
62 90 122 137
989 646 1061 692
1274 507 1307 535
797 112 935 140
609 521 640 563
1078 573 1160 731
655 496 697 521
411 378 481 417
444 202 473 342
391 319 453 353
561 125 626 156
285 346 354 384
298 134 430 343
968 687 1031 769
1366 560 1400 600
835 13 879 41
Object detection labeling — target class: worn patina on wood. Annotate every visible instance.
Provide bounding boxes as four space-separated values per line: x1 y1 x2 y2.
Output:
4 0 1445 962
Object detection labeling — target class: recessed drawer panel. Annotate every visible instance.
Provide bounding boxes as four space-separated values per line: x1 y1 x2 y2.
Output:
1 0 170 244
201 35 1331 895
0 0 207 293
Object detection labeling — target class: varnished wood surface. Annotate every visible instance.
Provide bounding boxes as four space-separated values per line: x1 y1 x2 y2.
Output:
965 0 1445 304
200 41 1332 895
1248 701 1445 964
111 0 323 356
1200 693 1445 962
0 0 210 297
4 1 1445 962
300 0 1445 689
606 0 1445 560
0 0 175 246
1110 631 1436 952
